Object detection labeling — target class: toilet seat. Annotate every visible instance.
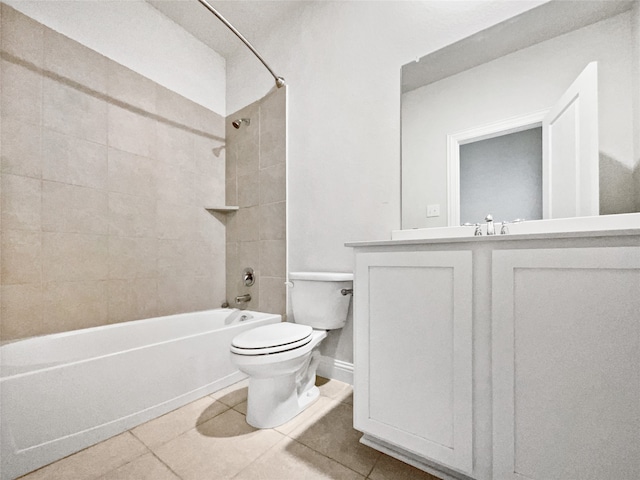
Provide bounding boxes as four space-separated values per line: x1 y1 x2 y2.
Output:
231 323 313 355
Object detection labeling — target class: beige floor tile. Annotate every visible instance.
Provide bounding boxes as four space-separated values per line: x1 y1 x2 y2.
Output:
131 396 229 449
20 432 148 480
368 454 443 480
97 453 179 480
232 400 248 415
232 437 365 480
289 402 381 476
152 409 284 480
316 377 353 404
275 395 337 436
210 378 249 407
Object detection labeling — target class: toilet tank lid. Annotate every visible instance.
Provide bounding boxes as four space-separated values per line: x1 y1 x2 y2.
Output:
289 272 353 281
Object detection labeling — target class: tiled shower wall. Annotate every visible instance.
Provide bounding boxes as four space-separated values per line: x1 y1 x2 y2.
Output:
226 88 287 316
0 4 227 341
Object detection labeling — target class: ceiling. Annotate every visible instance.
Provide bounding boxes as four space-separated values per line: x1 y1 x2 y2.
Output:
146 0 308 59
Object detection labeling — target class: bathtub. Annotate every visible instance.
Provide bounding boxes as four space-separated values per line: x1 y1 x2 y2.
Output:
0 308 280 480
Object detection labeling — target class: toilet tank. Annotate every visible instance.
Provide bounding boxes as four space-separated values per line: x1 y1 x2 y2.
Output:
289 272 353 330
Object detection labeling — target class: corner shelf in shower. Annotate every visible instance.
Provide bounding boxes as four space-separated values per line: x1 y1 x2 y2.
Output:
204 206 239 213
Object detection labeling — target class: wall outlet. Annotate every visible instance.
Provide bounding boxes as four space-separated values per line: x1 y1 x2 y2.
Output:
426 204 440 217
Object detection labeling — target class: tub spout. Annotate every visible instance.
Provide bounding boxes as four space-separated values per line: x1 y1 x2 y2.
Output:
235 294 251 304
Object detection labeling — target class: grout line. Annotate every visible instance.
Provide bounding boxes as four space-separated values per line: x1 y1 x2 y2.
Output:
149 449 185 480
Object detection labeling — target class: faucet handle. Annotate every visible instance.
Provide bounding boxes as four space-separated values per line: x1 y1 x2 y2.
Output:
474 223 482 236
500 221 509 235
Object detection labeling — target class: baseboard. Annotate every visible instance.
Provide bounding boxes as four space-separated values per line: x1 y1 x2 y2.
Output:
360 434 472 480
317 355 353 385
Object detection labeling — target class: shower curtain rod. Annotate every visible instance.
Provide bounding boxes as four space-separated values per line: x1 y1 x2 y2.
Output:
196 0 285 88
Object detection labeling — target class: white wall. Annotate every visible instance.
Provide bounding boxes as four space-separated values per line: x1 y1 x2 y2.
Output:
5 0 226 115
225 0 547 365
402 11 635 228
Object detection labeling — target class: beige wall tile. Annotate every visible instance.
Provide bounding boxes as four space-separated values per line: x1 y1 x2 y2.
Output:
155 275 194 316
1 174 41 231
155 202 197 240
225 242 238 305
259 201 286 240
107 278 157 324
260 240 286 277
259 276 286 315
1 230 42 285
157 239 192 277
1 60 42 126
19 432 148 480
238 241 260 275
225 175 237 207
44 28 108 95
156 85 194 130
155 162 196 206
42 232 108 282
43 77 107 145
42 128 108 189
108 236 158 280
1 283 43 341
259 88 286 169
1 116 42 178
42 280 108 333
191 101 225 137
238 172 260 207
259 163 286 205
108 105 156 157
108 192 156 238
156 122 195 172
108 148 157 198
42 181 108 235
1 4 44 68
195 208 226 245
107 62 157 115
236 206 260 242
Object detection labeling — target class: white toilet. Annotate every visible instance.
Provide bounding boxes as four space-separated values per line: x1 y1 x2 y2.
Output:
229 272 353 428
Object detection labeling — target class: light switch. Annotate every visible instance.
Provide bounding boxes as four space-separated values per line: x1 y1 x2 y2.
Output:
426 204 440 217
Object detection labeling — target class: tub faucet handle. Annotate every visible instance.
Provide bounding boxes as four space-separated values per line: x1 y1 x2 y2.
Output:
485 214 495 235
474 223 482 236
235 294 251 304
500 221 509 235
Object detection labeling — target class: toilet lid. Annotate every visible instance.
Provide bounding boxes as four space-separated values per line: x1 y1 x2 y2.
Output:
231 323 313 355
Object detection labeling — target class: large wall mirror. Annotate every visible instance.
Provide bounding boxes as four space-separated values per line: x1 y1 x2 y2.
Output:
401 0 639 229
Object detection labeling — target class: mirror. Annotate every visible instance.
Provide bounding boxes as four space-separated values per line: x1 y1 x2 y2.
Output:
401 0 639 229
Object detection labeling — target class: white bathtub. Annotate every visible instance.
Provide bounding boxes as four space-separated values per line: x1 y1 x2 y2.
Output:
0 308 280 480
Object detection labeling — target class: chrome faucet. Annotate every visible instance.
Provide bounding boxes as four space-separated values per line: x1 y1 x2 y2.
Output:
235 293 251 304
485 214 495 235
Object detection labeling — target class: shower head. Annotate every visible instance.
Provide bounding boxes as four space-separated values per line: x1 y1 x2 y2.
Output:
212 145 225 157
232 118 250 129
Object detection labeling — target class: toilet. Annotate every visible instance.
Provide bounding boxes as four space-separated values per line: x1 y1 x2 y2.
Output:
229 272 353 428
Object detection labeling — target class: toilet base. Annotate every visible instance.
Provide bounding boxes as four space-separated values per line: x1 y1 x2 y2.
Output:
246 377 321 429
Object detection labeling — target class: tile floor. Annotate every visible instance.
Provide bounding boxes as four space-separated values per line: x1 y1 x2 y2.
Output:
19 377 441 480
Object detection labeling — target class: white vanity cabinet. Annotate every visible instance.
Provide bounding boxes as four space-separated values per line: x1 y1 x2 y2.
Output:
353 250 474 476
350 236 640 480
491 247 640 480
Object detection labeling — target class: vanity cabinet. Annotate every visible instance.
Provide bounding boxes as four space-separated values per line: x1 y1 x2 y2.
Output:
491 247 640 480
353 250 474 475
351 238 640 480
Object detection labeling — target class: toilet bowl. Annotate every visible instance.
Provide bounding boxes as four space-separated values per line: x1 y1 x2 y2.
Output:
230 272 353 428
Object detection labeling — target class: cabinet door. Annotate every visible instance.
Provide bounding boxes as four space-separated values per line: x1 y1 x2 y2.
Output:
354 250 473 474
492 247 640 480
